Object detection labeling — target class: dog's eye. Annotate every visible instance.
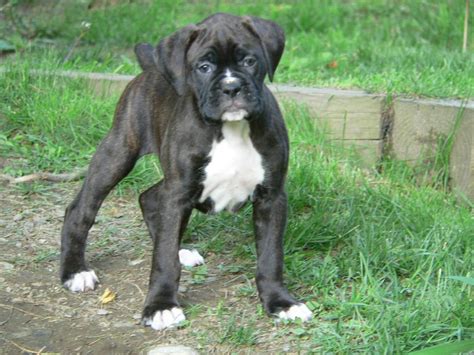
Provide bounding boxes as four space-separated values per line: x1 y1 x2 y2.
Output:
242 57 256 67
198 63 213 74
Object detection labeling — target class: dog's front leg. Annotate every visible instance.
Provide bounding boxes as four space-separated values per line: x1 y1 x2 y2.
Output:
139 181 192 330
253 191 313 322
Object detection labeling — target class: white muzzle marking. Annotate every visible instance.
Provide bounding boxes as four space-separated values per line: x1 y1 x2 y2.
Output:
222 109 248 122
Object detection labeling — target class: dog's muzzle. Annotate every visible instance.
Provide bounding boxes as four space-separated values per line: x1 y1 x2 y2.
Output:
200 73 261 123
220 76 249 121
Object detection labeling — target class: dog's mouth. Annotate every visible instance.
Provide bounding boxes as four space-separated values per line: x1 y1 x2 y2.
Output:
201 99 253 123
200 80 262 123
221 108 248 122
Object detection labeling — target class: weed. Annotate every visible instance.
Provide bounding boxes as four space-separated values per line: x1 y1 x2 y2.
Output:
431 104 468 191
219 312 259 346
33 248 59 263
185 304 205 319
190 264 208 285
207 300 228 318
237 285 255 297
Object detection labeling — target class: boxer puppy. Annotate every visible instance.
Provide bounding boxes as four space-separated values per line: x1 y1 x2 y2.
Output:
60 13 312 330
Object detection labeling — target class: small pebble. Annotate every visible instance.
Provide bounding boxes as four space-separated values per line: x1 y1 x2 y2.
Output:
33 216 46 225
97 309 109 316
132 313 142 320
23 221 34 232
113 321 134 328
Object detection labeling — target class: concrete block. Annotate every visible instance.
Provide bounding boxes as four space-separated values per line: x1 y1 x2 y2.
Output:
334 139 383 166
393 98 474 199
271 85 384 140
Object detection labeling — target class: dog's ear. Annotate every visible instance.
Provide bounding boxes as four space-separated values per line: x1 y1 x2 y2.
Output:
242 16 285 82
154 24 199 96
134 43 155 72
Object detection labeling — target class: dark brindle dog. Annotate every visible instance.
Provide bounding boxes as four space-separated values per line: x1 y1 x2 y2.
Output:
60 13 312 330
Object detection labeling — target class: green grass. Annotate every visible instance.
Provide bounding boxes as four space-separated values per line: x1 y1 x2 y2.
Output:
1 51 473 352
219 313 259 346
1 0 473 98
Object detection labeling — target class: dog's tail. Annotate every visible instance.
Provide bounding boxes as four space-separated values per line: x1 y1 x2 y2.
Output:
134 43 156 72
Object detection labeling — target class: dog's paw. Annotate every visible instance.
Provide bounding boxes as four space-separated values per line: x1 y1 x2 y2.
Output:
277 303 313 322
63 270 99 292
179 249 204 267
143 307 186 330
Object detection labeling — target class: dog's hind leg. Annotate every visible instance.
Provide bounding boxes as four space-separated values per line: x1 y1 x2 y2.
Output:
60 127 140 292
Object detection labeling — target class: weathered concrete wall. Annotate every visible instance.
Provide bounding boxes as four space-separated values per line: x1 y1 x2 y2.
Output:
392 99 474 200
269 85 384 165
21 70 474 199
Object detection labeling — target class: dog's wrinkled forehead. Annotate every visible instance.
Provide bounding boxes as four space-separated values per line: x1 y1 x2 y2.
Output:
188 20 257 62
146 13 285 95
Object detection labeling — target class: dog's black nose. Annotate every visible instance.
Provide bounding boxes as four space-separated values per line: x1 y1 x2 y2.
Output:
222 80 241 98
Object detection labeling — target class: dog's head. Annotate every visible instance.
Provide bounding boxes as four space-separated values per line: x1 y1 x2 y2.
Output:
135 13 285 123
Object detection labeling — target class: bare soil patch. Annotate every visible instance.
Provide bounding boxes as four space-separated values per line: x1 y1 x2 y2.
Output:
0 182 312 354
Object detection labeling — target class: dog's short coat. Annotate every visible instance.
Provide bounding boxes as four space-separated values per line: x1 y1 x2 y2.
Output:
60 13 312 330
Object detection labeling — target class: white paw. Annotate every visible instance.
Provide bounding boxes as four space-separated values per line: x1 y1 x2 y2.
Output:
179 249 204 267
143 307 186 330
64 270 99 292
278 303 313 322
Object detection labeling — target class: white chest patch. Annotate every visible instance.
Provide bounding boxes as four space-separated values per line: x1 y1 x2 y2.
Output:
200 120 265 213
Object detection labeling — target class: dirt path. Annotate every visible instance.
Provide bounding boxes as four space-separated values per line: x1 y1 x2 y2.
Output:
0 182 313 354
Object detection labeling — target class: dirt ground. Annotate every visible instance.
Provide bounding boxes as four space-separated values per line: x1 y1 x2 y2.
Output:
0 181 313 354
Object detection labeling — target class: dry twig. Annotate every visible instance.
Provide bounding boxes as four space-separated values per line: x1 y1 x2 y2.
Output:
0 306 14 326
7 339 46 354
1 168 87 184
0 303 50 320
